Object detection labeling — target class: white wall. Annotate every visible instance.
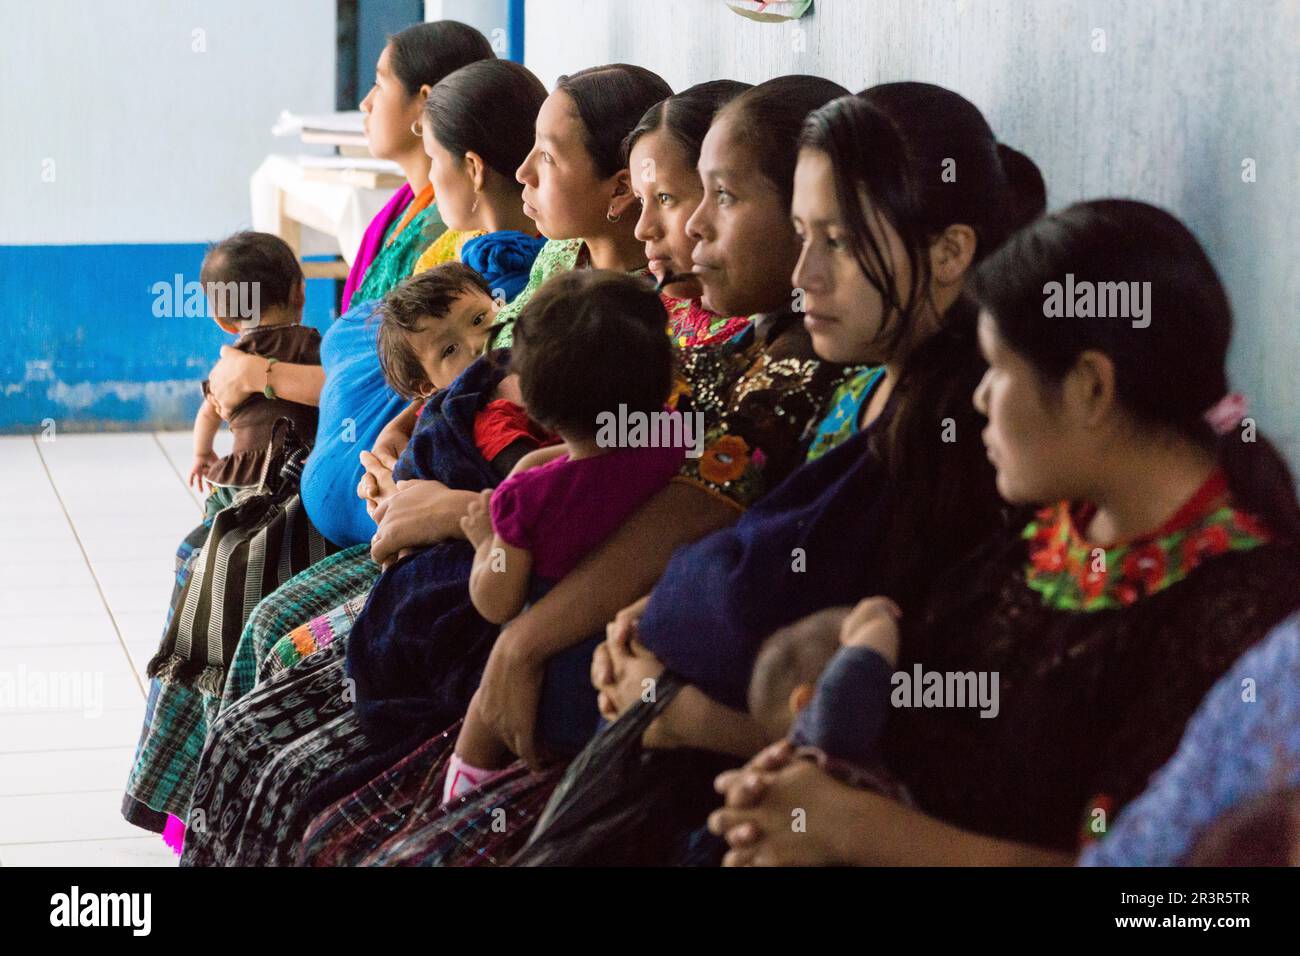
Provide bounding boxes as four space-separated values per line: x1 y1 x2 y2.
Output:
1 0 336 245
523 0 1300 468
425 0 512 49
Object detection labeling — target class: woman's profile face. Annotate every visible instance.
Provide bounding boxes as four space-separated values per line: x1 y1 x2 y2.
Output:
515 90 611 240
360 45 422 162
790 146 904 365
685 112 802 317
630 130 705 300
973 310 1087 506
422 125 477 231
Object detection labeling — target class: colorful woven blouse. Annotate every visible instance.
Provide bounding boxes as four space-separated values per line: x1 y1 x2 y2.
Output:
671 311 852 510
486 238 585 350
884 472 1300 853
664 295 752 349
350 185 450 305
805 365 886 462
1023 471 1271 612
412 228 483 276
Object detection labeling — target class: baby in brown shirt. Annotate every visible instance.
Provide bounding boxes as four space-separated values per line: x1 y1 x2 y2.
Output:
189 232 322 512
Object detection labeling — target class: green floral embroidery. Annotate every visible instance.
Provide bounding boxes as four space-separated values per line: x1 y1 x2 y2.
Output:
486 238 584 350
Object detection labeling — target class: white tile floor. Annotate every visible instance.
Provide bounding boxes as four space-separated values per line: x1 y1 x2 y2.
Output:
0 429 232 867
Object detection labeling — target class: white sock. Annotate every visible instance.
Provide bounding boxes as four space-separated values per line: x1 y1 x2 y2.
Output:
442 752 505 806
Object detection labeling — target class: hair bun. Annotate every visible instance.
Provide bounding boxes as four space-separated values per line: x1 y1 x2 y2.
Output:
996 143 1047 236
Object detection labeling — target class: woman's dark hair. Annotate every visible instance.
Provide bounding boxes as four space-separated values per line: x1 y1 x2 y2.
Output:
376 262 492 399
799 83 1048 611
511 270 672 436
554 65 673 179
801 83 1046 359
718 75 850 209
623 79 752 169
424 59 547 185
387 20 494 97
973 198 1300 543
201 231 302 311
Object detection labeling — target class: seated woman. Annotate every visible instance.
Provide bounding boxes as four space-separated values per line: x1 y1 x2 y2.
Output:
254 64 685 680
301 76 1034 868
1077 611 1300 866
709 199 1300 866
225 57 550 692
122 20 494 836
179 264 561 867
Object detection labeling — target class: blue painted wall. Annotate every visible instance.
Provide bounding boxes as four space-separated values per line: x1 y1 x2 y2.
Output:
0 245 338 435
358 0 426 104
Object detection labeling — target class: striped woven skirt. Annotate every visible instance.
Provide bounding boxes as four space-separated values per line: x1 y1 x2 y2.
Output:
123 542 378 823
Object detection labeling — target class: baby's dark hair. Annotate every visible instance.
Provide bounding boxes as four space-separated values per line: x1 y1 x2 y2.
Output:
376 262 492 399
200 231 303 313
509 270 671 437
748 608 849 741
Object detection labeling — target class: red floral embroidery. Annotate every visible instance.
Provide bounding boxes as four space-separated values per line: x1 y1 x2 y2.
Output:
1031 537 1067 574
1114 582 1140 607
1079 561 1108 602
1121 544 1167 595
1024 473 1270 611
1232 510 1270 541
1182 524 1232 567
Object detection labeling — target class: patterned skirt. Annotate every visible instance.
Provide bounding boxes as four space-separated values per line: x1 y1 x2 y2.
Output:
123 542 377 824
219 544 378 713
299 714 739 866
297 724 563 867
259 590 369 683
121 519 215 827
183 643 355 866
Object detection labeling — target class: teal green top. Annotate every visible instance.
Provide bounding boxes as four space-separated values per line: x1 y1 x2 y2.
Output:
805 365 886 461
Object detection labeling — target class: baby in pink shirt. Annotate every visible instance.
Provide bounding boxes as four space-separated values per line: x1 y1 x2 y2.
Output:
448 270 688 803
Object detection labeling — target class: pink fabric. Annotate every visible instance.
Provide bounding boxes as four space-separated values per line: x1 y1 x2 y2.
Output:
490 436 687 582
340 183 413 313
163 813 186 856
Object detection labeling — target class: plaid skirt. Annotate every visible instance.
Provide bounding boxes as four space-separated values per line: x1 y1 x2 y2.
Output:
297 723 563 867
259 589 370 683
123 542 376 824
219 544 378 713
122 518 217 826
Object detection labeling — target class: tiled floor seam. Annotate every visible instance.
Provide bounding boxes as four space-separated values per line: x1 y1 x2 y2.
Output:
29 435 145 699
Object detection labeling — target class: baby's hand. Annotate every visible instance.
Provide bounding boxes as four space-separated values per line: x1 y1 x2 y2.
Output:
188 452 219 493
459 488 494 548
839 596 902 665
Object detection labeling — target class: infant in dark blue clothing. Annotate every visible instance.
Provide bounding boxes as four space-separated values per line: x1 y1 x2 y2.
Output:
748 598 906 793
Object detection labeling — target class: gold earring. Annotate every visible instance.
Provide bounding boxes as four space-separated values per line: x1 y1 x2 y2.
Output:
606 209 621 223
410 119 423 137
471 191 480 214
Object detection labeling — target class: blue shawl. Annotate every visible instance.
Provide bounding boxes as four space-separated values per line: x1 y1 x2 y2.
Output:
300 230 544 547
637 425 893 712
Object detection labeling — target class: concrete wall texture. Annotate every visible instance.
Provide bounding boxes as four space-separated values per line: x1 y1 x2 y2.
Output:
523 0 1300 468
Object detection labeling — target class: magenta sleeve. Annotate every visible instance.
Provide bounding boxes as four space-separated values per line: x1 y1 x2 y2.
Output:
489 473 534 552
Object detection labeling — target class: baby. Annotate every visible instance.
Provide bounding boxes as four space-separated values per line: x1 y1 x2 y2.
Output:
445 270 688 803
375 261 557 493
749 597 902 773
189 232 321 514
